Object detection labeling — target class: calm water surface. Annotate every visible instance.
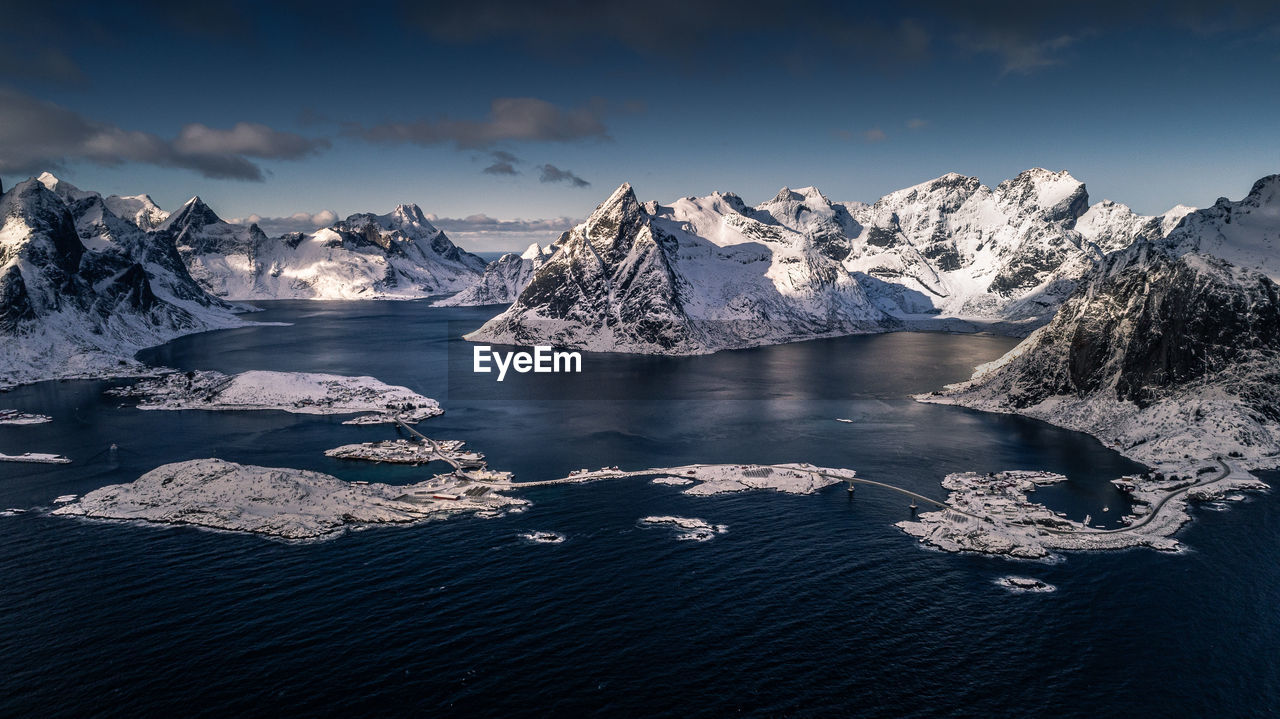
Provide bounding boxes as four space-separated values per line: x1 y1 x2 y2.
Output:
1 300 1276 717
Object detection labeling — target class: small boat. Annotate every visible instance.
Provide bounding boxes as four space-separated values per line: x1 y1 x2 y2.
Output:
835 418 854 423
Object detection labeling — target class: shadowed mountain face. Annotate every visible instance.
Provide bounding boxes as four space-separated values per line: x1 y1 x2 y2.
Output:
466 169 1200 355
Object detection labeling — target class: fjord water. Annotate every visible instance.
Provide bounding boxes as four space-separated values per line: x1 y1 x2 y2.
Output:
1 301 1276 717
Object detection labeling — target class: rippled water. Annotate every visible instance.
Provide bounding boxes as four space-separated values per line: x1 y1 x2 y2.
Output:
1 301 1276 717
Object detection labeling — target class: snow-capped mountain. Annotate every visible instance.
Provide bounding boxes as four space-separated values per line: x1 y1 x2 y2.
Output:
434 241 558 307
468 170 1191 354
467 183 890 353
103 193 169 231
922 176 1280 470
163 199 487 300
0 176 247 387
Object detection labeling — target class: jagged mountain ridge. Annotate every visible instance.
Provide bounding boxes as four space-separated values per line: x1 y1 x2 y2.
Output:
923 179 1280 470
468 169 1193 354
0 177 247 387
162 197 487 300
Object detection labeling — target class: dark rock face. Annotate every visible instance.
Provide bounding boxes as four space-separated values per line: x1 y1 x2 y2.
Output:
1072 250 1280 406
971 243 1280 416
0 265 35 332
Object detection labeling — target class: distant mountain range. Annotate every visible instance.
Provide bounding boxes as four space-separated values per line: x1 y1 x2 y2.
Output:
0 172 492 385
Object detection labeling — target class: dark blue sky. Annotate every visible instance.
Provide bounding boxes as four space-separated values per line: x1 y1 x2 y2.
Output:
2 0 1278 248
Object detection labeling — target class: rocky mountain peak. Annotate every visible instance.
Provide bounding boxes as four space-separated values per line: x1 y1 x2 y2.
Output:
1245 175 1280 206
0 179 84 276
589 183 640 222
161 196 224 233
995 168 1088 222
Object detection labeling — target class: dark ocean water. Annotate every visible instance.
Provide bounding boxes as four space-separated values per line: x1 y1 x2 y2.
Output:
1 300 1276 718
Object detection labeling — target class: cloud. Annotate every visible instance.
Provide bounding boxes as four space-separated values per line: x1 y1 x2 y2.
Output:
0 88 328 181
482 149 521 175
906 118 928 129
538 164 590 188
228 209 339 234
863 128 887 143
956 30 1079 74
174 123 328 159
349 97 609 150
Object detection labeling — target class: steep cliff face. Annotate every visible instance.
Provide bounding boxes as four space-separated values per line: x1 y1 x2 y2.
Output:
0 178 246 387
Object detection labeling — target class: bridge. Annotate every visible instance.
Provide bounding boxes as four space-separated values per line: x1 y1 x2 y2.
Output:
506 462 974 516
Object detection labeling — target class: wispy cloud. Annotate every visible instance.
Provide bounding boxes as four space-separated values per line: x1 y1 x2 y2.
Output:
348 98 609 150
538 164 590 187
956 30 1079 74
906 118 928 129
0 88 328 181
863 128 887 142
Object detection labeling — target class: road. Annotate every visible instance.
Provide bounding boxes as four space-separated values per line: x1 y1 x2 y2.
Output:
1047 457 1230 536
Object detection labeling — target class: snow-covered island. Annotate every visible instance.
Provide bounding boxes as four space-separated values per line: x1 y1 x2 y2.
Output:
897 463 1266 559
0 452 71 464
325 438 484 467
639 516 729 542
51 458 527 540
996 576 1056 594
0 409 53 425
109 370 442 423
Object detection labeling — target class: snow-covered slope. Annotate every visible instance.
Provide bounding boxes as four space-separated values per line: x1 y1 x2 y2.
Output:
1161 175 1280 281
0 176 248 387
434 241 557 306
469 170 1190 354
923 185 1280 472
164 199 487 300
